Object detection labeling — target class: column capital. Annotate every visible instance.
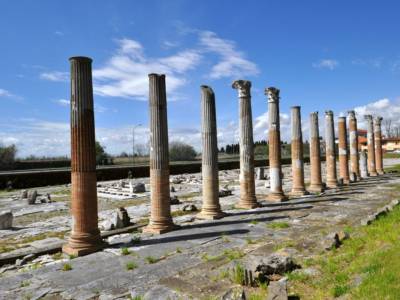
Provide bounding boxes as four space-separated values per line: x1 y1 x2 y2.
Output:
232 80 251 97
347 110 356 119
201 85 214 97
310 111 319 117
374 116 383 125
364 114 373 122
69 56 92 63
338 116 346 122
265 87 280 103
148 73 165 79
325 110 334 117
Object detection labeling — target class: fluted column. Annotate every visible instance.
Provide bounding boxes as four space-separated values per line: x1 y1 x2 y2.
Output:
360 150 368 178
63 56 103 256
143 74 177 234
374 116 384 175
325 111 338 188
338 117 350 184
266 87 287 202
290 106 307 196
197 86 225 219
232 80 259 208
348 111 360 179
309 111 324 193
365 115 378 176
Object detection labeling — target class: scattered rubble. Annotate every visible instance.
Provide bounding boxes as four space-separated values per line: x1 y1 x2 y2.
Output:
0 210 13 229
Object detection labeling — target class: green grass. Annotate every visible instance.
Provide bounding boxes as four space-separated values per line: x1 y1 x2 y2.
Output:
384 163 400 172
145 256 160 264
223 249 245 260
267 222 290 229
250 220 259 225
126 261 138 270
383 153 400 159
230 264 246 285
62 263 72 271
289 203 400 299
121 247 130 255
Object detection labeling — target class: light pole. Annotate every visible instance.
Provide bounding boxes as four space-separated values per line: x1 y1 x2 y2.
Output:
133 124 142 165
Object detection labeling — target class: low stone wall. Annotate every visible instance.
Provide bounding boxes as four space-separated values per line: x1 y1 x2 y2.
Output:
0 157 317 189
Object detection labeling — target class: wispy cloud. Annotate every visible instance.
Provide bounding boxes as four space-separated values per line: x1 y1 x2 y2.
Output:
0 88 23 101
54 31 64 36
312 59 339 70
352 58 382 68
199 31 260 79
54 99 69 106
40 71 68 82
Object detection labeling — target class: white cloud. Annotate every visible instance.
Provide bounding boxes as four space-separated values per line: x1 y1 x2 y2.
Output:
54 31 64 36
54 99 69 106
352 58 382 68
93 38 202 100
40 71 68 82
312 59 339 70
0 89 13 97
199 31 260 79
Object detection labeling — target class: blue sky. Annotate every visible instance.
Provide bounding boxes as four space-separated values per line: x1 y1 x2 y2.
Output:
1 0 400 157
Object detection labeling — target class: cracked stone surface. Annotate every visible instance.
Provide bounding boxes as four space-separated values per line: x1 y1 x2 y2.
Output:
0 159 399 299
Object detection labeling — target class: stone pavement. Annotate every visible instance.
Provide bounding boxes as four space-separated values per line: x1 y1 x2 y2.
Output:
0 170 399 299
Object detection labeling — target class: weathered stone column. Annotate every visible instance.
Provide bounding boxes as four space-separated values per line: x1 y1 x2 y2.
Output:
309 111 324 193
232 80 259 208
290 106 307 196
338 117 350 184
197 86 225 219
325 111 338 188
63 57 103 256
360 150 369 178
348 111 360 179
266 87 287 201
143 74 177 234
365 115 378 176
374 116 384 175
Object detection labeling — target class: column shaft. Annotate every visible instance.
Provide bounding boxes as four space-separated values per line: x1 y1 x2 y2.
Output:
360 150 369 178
290 106 307 196
143 74 176 234
348 111 360 179
338 117 350 184
374 117 384 175
365 115 378 176
309 112 324 193
266 87 287 201
63 56 102 256
198 86 224 219
325 111 338 188
232 80 259 208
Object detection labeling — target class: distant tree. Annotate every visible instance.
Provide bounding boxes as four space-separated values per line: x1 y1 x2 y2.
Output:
120 151 129 158
95 141 109 165
169 141 197 161
0 144 17 169
219 147 225 153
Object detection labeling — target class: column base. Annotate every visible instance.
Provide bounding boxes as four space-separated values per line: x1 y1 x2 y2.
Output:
267 192 288 202
341 178 350 185
62 241 106 257
326 180 339 189
377 170 385 175
369 171 378 177
289 189 309 197
235 201 261 209
308 185 325 193
196 211 226 220
142 222 180 234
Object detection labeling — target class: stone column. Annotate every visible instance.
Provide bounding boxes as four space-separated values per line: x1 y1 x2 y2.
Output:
197 86 225 219
143 74 177 234
374 116 384 175
365 115 378 176
338 117 350 184
360 150 369 178
232 80 259 208
63 57 103 256
325 111 338 188
290 106 307 196
266 87 287 201
309 111 324 193
348 111 360 180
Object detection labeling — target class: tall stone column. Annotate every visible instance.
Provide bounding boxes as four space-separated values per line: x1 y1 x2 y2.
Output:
309 111 324 193
63 57 103 256
360 150 369 178
266 87 287 201
365 115 378 176
374 116 384 175
290 106 307 196
232 80 259 208
325 111 338 188
348 111 360 179
197 86 225 219
143 74 177 234
338 117 350 184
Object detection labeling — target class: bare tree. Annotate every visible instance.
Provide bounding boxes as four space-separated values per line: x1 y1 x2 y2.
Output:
384 119 393 138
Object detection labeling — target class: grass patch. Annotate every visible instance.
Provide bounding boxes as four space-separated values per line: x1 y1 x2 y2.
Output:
231 264 246 285
289 201 400 299
250 220 259 225
145 256 160 264
223 249 245 260
268 222 290 229
62 263 72 271
126 261 138 270
121 247 130 255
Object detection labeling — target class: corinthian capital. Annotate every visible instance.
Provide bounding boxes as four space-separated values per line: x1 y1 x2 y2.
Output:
265 87 280 103
325 110 334 117
364 114 373 122
374 116 383 125
347 110 356 119
232 80 251 98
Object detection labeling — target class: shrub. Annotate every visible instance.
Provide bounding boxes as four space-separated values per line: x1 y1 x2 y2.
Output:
0 144 17 169
169 141 197 161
